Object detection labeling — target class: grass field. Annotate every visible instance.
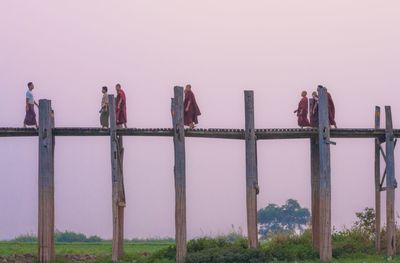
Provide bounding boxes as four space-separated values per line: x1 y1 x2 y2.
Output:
2 242 400 262
0 241 173 255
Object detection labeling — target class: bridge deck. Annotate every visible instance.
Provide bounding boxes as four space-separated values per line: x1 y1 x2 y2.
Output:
0 127 397 140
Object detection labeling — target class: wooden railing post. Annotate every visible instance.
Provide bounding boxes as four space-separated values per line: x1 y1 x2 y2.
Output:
109 95 126 261
317 86 332 261
374 106 381 252
385 106 396 257
310 136 320 250
172 87 187 263
244 90 259 248
38 99 55 262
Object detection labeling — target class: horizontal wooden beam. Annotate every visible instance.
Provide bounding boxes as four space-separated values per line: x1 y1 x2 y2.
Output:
0 127 397 140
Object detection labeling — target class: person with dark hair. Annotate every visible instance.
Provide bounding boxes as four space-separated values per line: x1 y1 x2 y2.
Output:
184 84 201 129
24 82 39 128
309 91 319 128
294 90 310 128
99 86 109 128
115 83 127 128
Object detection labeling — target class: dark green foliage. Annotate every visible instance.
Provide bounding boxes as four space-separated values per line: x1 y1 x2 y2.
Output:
354 207 376 238
55 230 103 243
185 247 270 263
258 199 310 239
263 230 318 261
332 228 374 258
12 230 104 243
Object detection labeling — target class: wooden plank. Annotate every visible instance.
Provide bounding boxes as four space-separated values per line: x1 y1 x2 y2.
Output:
385 106 396 257
317 86 332 261
244 90 259 248
2 127 400 140
38 99 55 262
374 106 381 252
172 87 187 263
310 136 320 250
109 95 125 261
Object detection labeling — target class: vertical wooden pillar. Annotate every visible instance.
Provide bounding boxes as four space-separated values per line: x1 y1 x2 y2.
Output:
310 136 320 250
172 87 187 263
317 86 332 261
244 90 259 248
109 95 126 261
38 99 55 262
385 106 396 257
374 106 381 252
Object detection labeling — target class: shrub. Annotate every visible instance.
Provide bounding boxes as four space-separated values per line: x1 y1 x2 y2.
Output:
185 247 270 263
263 230 317 261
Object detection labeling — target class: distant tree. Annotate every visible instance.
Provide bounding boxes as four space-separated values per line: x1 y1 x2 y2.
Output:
257 199 310 239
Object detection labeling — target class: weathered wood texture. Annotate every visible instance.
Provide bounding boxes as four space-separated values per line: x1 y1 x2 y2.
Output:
310 136 320 250
317 86 332 261
38 100 55 263
109 95 126 261
374 106 381 252
1 127 400 140
244 91 259 248
172 87 187 263
385 106 396 257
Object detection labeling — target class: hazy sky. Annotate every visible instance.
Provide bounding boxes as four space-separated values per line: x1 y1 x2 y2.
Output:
1 1 400 240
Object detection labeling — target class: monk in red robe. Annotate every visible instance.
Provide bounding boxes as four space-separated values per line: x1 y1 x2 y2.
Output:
294 91 310 128
184 84 201 129
327 90 337 128
115 83 127 128
309 91 319 128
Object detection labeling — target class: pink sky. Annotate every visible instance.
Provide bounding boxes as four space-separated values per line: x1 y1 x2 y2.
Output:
1 0 400 239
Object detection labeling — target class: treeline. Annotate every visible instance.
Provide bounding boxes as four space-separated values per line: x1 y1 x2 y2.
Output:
13 230 102 243
12 230 174 243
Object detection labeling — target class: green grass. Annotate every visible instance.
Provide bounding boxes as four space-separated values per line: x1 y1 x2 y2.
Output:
2 242 400 262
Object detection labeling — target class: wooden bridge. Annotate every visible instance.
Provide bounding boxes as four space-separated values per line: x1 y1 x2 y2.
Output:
0 86 397 262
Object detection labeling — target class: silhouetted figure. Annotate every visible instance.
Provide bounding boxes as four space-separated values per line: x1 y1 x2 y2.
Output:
115 83 127 128
309 91 319 128
24 82 39 129
99 86 109 128
184 84 201 129
294 91 310 128
327 90 337 128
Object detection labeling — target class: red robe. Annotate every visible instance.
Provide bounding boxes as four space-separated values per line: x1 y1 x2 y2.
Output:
116 89 127 125
184 90 201 126
296 96 310 127
328 93 336 127
309 98 319 128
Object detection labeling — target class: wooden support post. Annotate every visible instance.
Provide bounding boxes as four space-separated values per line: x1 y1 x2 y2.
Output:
317 86 332 261
385 106 396 257
244 90 259 248
172 87 187 263
38 99 55 262
310 136 320 250
109 95 126 261
374 106 381 252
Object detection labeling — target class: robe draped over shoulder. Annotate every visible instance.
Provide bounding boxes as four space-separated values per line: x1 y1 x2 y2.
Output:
184 90 201 126
116 89 127 125
296 97 310 127
328 93 336 127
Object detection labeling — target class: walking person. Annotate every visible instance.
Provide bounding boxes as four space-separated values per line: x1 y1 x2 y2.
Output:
115 83 127 128
309 91 319 128
99 86 109 128
184 84 201 129
294 91 310 128
327 89 337 128
24 82 39 129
